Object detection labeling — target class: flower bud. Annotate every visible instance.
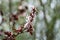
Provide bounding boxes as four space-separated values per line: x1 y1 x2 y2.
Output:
4 32 12 37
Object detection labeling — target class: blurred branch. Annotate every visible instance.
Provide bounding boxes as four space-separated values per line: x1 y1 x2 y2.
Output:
39 0 49 27
9 0 12 14
9 0 15 33
39 0 57 40
0 0 3 11
46 16 57 40
47 0 52 7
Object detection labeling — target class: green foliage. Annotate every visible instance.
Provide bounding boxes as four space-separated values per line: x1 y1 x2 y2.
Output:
16 32 33 40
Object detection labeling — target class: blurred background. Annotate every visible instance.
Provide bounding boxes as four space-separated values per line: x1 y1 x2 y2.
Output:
0 0 60 40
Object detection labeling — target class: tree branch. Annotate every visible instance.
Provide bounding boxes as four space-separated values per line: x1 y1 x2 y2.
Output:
39 0 49 27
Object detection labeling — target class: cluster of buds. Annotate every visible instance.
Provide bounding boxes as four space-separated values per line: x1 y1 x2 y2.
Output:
17 5 28 15
3 31 15 40
24 6 36 35
13 6 36 35
15 26 24 34
0 6 36 40
9 6 28 22
9 14 18 22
